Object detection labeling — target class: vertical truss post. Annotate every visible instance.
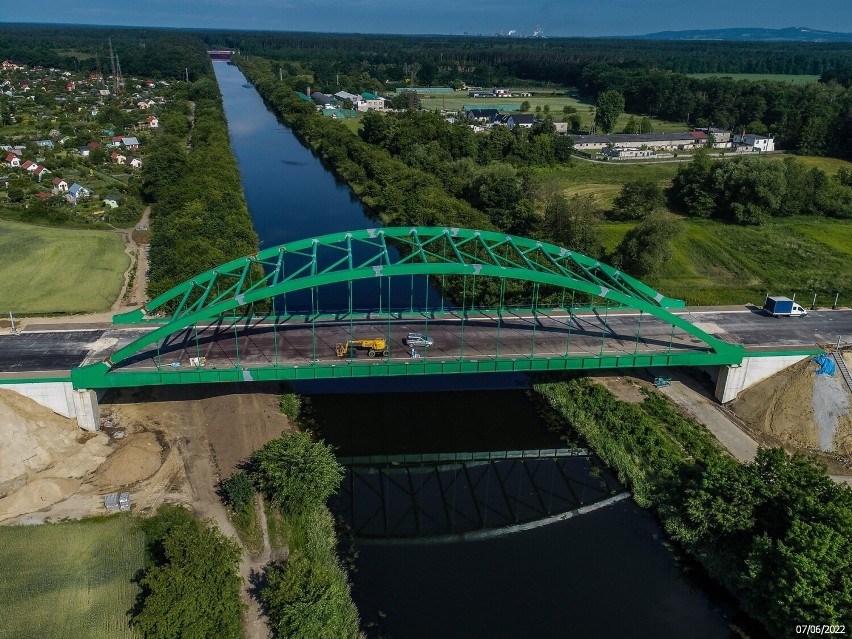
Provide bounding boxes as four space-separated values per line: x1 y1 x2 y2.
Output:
311 286 317 363
496 277 505 358
667 322 675 358
156 340 162 371
531 282 539 358
410 273 414 315
599 298 610 357
194 324 201 363
423 275 430 362
440 239 447 314
633 310 643 356
273 316 279 368
348 280 354 363
233 318 241 369
564 290 575 357
386 276 392 364
460 275 467 361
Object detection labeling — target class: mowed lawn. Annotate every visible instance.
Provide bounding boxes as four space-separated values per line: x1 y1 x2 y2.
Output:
0 219 128 314
0 516 144 639
605 217 852 307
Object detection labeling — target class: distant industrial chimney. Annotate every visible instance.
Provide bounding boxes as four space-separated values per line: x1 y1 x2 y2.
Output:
307 86 311 96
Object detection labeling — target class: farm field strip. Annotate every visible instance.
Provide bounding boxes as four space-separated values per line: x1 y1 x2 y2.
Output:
0 517 144 639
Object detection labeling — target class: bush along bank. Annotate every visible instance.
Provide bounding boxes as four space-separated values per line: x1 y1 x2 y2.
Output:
249 395 362 639
533 375 852 638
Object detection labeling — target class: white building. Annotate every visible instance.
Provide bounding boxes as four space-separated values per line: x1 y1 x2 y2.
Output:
733 133 775 153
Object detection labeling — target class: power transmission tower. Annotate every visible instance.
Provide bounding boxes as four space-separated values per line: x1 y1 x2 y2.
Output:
108 38 124 95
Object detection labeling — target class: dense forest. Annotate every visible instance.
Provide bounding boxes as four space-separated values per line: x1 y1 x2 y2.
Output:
0 24 211 80
201 31 852 155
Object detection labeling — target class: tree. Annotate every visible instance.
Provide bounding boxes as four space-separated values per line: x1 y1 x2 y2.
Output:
594 90 625 134
250 432 343 514
133 517 243 639
520 100 531 112
611 214 682 276
568 113 582 132
263 555 360 639
562 105 577 116
640 116 654 134
541 193 602 258
622 116 639 134
612 179 665 220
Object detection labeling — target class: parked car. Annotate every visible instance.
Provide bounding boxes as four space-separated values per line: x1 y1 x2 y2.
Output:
404 332 434 348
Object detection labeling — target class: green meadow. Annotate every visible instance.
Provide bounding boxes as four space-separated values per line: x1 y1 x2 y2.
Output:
0 218 129 315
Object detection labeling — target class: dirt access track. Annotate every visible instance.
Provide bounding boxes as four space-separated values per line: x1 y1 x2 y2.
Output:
0 383 292 525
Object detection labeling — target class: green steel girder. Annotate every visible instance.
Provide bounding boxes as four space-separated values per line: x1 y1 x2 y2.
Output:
71 227 744 389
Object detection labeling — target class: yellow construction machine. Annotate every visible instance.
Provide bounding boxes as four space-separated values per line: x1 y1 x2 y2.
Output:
335 338 389 358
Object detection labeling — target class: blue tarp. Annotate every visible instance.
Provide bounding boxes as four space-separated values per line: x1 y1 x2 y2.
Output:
813 354 836 376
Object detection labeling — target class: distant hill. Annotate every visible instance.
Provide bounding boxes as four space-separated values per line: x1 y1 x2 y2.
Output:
633 27 852 42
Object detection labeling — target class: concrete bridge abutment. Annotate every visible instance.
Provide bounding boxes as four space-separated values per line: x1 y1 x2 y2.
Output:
711 354 812 404
0 381 102 431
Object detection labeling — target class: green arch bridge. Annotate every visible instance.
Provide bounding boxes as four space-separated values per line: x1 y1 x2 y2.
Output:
71 227 745 389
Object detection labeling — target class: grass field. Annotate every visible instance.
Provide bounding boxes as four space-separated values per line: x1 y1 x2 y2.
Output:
536 157 852 307
418 92 688 133
600 216 852 307
688 73 820 84
0 516 144 639
0 218 129 314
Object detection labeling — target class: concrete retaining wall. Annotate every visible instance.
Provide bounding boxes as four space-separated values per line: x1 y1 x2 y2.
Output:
0 381 101 430
715 354 811 403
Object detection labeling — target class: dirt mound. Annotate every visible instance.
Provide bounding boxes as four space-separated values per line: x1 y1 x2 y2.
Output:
0 478 81 520
730 357 852 455
91 432 164 491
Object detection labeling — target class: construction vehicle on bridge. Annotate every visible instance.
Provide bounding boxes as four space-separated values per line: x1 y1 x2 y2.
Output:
335 338 389 358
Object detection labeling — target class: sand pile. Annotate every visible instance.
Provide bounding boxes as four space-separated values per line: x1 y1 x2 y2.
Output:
0 389 164 522
731 356 852 455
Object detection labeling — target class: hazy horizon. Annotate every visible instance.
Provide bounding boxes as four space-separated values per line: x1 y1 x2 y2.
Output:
3 0 852 39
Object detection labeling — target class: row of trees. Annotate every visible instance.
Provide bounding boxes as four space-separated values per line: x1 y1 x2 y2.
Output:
534 377 852 637
143 75 261 301
222 406 361 638
670 153 852 223
580 65 852 155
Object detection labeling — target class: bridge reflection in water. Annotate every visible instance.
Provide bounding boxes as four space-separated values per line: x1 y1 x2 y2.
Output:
332 449 629 543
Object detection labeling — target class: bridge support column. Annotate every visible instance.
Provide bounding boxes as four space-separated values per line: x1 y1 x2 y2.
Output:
715 354 810 403
0 382 101 431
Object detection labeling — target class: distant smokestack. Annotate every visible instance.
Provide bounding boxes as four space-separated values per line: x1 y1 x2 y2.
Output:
307 86 311 96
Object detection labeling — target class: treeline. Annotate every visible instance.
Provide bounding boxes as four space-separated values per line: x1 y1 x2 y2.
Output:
143 75 260 300
0 24 211 80
534 377 852 638
202 31 852 86
578 64 852 155
236 56 491 232
669 152 852 223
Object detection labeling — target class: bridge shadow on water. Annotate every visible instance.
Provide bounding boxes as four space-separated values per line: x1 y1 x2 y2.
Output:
331 452 628 544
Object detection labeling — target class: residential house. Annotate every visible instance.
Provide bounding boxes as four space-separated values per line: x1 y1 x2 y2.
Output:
492 87 511 97
111 151 127 165
4 152 21 168
733 133 775 153
76 146 91 158
52 177 68 192
21 160 38 173
33 165 50 180
67 183 91 203
35 139 54 150
334 91 361 103
506 113 536 129
104 194 121 208
357 92 386 112
464 108 500 123
146 115 159 128
554 122 568 134
121 137 140 151
129 158 142 169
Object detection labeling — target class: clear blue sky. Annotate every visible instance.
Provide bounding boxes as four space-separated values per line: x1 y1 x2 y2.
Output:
3 0 852 37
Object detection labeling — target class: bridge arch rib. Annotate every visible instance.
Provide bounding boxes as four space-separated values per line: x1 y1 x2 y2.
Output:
73 227 743 388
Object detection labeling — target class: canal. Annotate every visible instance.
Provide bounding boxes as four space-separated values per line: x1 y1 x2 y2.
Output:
213 60 738 638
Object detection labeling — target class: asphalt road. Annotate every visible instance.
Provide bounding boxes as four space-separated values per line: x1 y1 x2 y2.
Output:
2 308 851 376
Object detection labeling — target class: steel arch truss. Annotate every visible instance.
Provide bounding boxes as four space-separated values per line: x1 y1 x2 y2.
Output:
72 227 744 388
